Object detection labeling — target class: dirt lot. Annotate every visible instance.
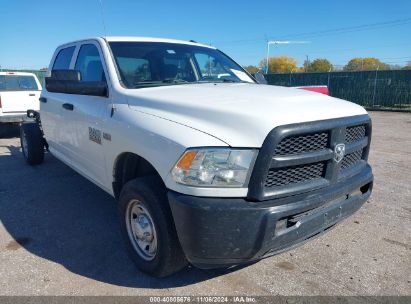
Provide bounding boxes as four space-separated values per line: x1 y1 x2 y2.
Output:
0 111 410 296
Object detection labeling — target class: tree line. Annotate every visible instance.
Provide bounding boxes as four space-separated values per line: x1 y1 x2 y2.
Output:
244 57 411 74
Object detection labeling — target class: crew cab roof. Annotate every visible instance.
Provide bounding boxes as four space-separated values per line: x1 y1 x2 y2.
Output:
58 36 216 49
0 71 38 77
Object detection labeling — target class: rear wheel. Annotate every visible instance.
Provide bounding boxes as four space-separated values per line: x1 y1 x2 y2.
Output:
20 123 44 165
118 176 188 277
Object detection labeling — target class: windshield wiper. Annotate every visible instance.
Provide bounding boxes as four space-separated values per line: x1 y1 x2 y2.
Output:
198 78 244 83
131 78 245 88
132 79 193 87
162 78 191 84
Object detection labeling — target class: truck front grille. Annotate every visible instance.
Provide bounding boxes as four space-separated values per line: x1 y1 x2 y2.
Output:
345 125 366 143
265 162 325 187
274 132 328 156
248 115 372 201
340 149 363 171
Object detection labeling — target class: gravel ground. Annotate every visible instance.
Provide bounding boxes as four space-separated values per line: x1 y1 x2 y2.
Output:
0 111 410 296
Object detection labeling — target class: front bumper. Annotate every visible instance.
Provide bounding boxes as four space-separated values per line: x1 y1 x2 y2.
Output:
168 165 373 269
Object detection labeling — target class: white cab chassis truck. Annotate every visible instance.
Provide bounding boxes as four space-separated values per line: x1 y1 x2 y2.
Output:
0 72 41 123
20 37 373 277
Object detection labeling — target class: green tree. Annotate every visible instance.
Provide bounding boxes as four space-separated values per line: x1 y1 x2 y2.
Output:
308 59 333 72
389 64 402 70
344 58 390 71
260 56 298 73
402 61 411 70
243 65 260 74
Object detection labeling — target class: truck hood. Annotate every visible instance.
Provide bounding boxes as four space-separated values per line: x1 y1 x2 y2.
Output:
125 83 367 147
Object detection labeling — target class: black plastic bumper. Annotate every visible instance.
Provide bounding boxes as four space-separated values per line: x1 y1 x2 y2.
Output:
168 165 373 269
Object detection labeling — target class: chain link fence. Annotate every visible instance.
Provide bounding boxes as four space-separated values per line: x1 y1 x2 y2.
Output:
4 69 411 111
265 70 411 111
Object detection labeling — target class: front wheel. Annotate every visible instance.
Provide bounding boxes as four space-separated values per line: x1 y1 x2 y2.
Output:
20 123 44 165
118 176 188 277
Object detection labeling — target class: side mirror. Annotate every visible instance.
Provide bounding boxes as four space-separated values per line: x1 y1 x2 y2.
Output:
45 69 108 97
51 69 81 81
253 72 267 85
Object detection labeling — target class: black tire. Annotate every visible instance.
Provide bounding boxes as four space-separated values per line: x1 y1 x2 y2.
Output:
118 176 188 277
20 123 44 165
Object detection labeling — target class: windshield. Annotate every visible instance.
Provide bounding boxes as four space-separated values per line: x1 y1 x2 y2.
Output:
108 42 255 88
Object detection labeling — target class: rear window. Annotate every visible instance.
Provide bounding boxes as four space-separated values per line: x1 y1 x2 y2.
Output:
53 46 76 70
0 75 39 91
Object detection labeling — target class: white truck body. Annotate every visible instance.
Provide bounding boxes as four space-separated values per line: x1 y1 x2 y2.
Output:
40 37 366 198
0 72 41 123
21 36 373 276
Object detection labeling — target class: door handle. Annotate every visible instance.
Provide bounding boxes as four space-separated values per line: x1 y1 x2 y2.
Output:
39 97 47 103
29 93 35 96
62 103 74 111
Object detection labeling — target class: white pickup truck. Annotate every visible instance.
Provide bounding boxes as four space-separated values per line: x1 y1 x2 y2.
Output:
20 37 373 277
0 72 41 123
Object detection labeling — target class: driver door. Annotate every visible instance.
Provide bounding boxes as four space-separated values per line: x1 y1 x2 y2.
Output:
66 41 112 188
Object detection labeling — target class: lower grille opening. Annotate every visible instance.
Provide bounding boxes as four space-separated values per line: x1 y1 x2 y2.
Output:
275 192 355 235
360 182 372 194
348 183 372 198
276 216 297 232
265 162 325 188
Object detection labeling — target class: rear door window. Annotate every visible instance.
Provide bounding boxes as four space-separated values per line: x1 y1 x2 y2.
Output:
74 44 106 81
0 75 39 91
53 46 76 70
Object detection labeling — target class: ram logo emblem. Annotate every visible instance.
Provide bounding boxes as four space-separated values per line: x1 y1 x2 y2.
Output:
334 143 345 163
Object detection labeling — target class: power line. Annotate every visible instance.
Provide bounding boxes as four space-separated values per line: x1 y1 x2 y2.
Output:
306 42 411 56
214 17 411 46
271 17 411 40
378 56 411 60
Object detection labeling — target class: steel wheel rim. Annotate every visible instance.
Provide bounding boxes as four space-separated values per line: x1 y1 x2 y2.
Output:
125 199 158 261
21 130 29 158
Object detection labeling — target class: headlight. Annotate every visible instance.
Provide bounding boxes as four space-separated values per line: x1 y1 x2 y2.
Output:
171 148 257 187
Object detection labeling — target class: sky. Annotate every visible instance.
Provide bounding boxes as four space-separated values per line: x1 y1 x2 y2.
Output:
0 0 410 70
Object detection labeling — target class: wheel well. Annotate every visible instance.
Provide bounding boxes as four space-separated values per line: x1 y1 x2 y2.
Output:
113 152 162 199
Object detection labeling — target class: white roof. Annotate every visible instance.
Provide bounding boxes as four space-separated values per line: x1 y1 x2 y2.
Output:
61 36 216 49
0 71 38 76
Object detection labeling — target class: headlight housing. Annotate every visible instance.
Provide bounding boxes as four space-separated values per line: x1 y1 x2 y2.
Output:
171 148 257 187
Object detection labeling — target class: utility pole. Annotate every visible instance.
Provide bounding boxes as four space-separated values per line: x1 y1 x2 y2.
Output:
266 42 271 74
